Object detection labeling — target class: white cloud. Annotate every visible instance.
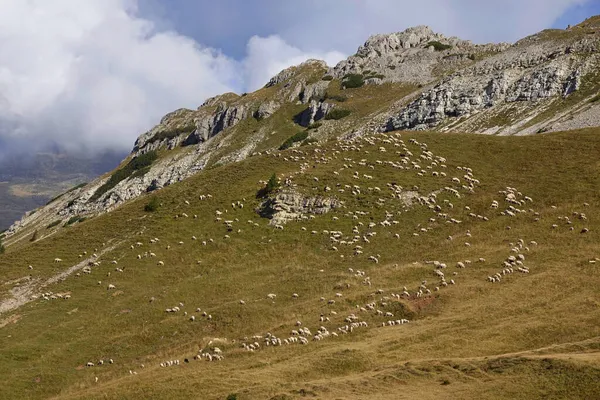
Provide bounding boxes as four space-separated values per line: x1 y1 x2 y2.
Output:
243 35 345 92
0 0 240 153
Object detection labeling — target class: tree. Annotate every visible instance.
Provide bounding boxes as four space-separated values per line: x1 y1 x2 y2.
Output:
256 173 280 198
266 173 279 194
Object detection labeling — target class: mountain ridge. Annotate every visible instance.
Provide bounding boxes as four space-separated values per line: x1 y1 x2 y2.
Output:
4 16 600 245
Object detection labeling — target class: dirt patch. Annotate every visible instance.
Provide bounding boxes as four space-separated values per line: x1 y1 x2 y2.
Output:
0 313 21 328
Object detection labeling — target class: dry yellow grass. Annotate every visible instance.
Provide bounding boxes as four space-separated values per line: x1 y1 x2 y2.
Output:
0 129 599 399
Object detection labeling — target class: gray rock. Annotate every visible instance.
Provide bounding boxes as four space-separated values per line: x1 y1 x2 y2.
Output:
295 101 335 127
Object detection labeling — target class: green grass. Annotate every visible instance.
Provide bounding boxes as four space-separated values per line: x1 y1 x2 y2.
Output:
1 129 600 399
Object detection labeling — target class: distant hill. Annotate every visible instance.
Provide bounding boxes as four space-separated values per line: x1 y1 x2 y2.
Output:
0 150 125 230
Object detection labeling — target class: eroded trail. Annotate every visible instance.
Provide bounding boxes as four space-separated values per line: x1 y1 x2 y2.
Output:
0 244 118 316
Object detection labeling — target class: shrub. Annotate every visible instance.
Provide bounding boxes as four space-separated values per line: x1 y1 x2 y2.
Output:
0 237 4 254
307 122 322 130
279 131 309 150
342 74 364 89
321 75 333 81
47 220 62 229
65 216 81 226
257 173 280 198
89 151 158 202
226 394 238 400
427 41 452 51
144 197 160 212
324 109 351 120
148 125 196 144
325 93 347 102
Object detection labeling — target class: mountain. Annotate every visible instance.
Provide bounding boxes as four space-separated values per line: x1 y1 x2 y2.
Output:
0 17 599 400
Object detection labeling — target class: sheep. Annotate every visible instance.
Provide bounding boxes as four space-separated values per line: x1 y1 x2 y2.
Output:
107 284 116 290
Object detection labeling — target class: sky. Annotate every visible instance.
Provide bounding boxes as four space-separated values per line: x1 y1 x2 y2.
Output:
0 0 598 157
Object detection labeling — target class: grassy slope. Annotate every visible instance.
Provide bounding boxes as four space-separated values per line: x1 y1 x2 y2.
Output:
0 129 599 399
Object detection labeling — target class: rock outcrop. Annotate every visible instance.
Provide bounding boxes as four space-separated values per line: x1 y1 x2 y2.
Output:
260 190 342 226
295 101 335 127
386 32 600 131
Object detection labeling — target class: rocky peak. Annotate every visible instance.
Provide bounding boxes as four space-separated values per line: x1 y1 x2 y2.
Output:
331 25 509 85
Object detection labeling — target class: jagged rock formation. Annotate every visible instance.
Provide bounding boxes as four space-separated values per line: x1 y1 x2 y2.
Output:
385 26 600 133
331 25 508 85
260 190 342 226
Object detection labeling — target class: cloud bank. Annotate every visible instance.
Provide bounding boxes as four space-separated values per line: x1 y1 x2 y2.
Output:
0 0 593 155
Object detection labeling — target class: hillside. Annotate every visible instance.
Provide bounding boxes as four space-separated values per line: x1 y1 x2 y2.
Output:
1 129 599 399
1 17 600 400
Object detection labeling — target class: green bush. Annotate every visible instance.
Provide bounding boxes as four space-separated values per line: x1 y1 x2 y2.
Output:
325 93 347 102
342 74 364 89
47 220 62 229
321 75 333 81
279 131 309 150
89 151 157 202
257 173 280 198
324 109 351 120
65 216 82 226
147 125 196 144
307 122 322 130
144 197 160 212
427 41 452 51
226 394 238 400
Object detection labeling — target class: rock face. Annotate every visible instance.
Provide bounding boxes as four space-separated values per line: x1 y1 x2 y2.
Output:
386 33 600 131
262 190 342 226
331 25 508 85
295 101 335 127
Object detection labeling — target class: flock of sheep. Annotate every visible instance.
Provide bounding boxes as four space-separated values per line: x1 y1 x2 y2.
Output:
22 130 594 378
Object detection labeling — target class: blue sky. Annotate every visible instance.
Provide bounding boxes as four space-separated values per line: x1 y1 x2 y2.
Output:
0 0 598 155
553 1 600 28
137 0 600 60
